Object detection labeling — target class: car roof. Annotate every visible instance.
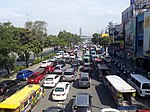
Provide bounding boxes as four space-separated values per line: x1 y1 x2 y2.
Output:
65 68 74 72
56 82 69 88
46 74 57 78
80 72 89 76
75 93 90 106
130 74 150 83
84 63 90 65
19 70 31 73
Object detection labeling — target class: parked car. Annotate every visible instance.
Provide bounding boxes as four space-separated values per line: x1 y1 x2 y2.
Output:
3 84 25 100
50 56 57 62
16 70 34 80
52 82 70 101
0 80 20 95
62 68 76 82
43 74 61 87
79 72 91 88
40 60 52 68
42 106 65 112
104 55 111 63
28 72 46 84
44 65 55 73
72 93 92 112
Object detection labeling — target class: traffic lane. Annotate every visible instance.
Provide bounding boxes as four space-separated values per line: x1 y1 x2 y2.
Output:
32 67 116 112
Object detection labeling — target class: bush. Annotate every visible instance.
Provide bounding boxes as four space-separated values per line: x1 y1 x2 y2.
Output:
33 58 42 64
13 66 26 73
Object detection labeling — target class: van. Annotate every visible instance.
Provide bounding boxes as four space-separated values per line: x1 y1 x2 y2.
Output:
62 68 76 82
128 74 150 97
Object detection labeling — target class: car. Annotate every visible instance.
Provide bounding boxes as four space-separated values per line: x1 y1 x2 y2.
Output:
70 54 75 59
57 60 66 67
43 74 61 87
62 68 76 82
50 57 57 62
53 69 63 75
79 72 91 88
42 106 65 112
55 64 65 70
40 60 52 68
3 84 25 100
52 82 70 101
104 55 111 63
56 53 63 59
72 93 92 112
16 70 34 80
44 65 55 73
28 72 46 84
63 53 70 58
0 80 20 95
71 63 78 71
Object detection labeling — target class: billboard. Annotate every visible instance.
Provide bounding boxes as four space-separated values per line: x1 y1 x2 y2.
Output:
144 11 150 57
122 6 134 23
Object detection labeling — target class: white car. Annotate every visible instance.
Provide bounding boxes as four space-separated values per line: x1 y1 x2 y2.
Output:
50 57 57 61
43 74 61 87
52 82 70 100
70 54 75 59
40 60 52 68
56 53 63 59
63 53 70 58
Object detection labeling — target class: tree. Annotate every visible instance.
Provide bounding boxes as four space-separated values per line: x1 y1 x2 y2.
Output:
92 33 99 44
0 22 19 75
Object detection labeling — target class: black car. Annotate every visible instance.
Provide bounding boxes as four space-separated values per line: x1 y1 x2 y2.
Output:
0 80 20 95
71 63 78 71
42 106 65 112
72 93 92 112
3 84 25 100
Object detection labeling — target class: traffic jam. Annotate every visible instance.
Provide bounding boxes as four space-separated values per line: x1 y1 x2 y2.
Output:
0 45 150 112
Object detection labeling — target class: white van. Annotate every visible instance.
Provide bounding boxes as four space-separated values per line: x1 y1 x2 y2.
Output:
128 74 150 97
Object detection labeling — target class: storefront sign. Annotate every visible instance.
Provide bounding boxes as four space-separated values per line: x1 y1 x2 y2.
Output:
122 6 133 23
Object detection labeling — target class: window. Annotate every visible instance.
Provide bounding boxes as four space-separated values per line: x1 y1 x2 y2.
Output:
55 88 64 92
23 100 29 108
142 83 150 89
138 21 144 34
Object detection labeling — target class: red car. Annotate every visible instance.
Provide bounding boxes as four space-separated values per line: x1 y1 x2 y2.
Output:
44 65 55 73
28 72 46 84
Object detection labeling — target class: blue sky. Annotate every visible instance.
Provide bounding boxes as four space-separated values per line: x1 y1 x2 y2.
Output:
0 0 129 36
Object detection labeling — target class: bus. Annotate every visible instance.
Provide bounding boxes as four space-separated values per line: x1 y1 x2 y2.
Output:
0 84 45 112
104 75 137 110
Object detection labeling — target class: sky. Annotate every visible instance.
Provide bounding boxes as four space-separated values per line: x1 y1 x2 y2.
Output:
0 0 130 36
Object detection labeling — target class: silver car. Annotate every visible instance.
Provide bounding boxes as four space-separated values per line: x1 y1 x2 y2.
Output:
62 68 76 82
79 72 91 88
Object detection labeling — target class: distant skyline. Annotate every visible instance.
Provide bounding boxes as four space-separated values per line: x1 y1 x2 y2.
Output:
0 0 130 36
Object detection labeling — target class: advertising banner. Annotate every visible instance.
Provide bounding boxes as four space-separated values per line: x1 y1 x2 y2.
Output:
122 6 134 23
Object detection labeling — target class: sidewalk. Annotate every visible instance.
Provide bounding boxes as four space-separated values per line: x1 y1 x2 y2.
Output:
0 62 41 82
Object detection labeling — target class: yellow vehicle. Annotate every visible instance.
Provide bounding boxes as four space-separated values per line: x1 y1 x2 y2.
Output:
0 84 45 112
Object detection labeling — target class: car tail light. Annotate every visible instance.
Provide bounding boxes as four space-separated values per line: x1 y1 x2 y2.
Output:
51 82 54 84
62 93 65 96
52 94 55 96
72 75 74 78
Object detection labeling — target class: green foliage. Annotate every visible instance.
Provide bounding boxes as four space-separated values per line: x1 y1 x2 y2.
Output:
33 57 42 64
14 66 26 73
92 33 99 44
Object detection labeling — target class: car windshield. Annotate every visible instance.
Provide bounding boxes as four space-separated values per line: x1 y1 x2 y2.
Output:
64 72 72 75
81 77 89 81
75 107 89 112
46 78 53 81
142 83 150 89
42 62 47 64
55 88 64 92
29 75 37 78
55 66 60 69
